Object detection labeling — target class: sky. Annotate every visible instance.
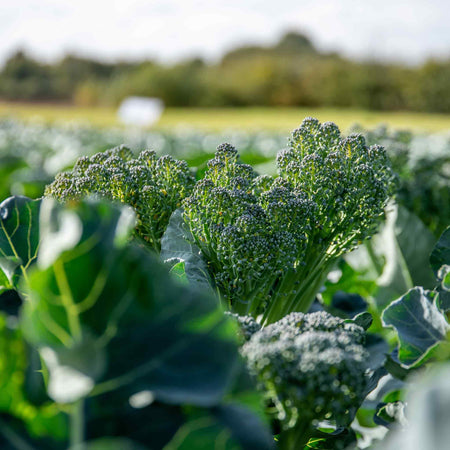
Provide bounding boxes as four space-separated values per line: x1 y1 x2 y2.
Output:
0 0 449 66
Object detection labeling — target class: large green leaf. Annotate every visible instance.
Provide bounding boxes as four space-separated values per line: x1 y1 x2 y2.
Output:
0 196 40 293
161 209 214 294
14 199 275 448
20 199 239 407
382 287 449 367
383 205 436 289
37 198 135 270
430 226 450 276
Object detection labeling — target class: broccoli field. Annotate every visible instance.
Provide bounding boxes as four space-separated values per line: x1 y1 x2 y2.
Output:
1 117 450 449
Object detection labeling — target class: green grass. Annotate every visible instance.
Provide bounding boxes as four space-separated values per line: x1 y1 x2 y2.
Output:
0 102 449 132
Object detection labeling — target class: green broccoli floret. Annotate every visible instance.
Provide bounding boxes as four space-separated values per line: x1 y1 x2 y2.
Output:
183 118 395 322
240 311 369 449
45 146 194 251
183 144 303 315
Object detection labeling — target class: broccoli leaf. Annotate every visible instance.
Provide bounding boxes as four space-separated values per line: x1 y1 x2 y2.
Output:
382 287 449 367
352 311 373 330
20 199 239 407
0 196 40 293
161 209 214 294
430 226 450 276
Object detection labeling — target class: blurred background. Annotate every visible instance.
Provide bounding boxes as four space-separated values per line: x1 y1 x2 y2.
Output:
1 0 449 216
0 0 449 220
0 0 449 131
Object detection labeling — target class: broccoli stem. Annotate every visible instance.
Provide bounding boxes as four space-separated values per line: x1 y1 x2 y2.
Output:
70 399 84 448
261 270 298 324
287 258 336 313
231 272 278 316
246 273 281 316
261 250 335 325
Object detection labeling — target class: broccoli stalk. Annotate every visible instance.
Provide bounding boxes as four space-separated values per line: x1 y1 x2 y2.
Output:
239 311 369 449
45 146 194 252
183 118 396 323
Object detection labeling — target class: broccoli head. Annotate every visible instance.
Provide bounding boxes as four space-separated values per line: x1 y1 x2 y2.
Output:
183 118 396 322
183 143 305 315
240 311 369 449
277 118 396 248
45 146 194 251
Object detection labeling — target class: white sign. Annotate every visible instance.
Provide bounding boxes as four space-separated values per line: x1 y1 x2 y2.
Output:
118 97 164 127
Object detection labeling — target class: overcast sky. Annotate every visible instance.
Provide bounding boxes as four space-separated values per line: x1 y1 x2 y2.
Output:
1 0 449 66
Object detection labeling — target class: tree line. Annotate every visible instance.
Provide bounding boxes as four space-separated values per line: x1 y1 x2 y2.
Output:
0 32 449 112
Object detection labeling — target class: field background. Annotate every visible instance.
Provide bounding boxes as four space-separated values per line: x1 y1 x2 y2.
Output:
1 102 449 132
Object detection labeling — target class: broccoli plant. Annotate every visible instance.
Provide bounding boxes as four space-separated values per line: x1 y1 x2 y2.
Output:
45 146 194 251
182 118 396 323
240 311 369 449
